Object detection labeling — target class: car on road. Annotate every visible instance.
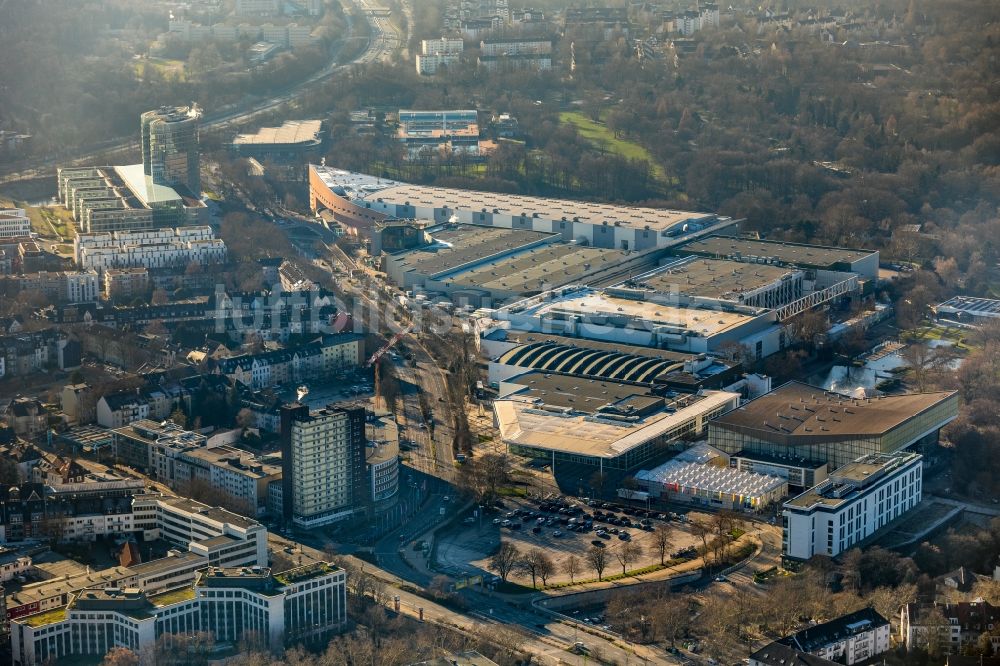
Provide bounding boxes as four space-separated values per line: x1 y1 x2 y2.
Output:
715 575 728 583
442 496 450 502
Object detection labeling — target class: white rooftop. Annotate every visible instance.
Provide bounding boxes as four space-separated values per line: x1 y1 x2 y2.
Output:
494 390 739 459
311 166 718 231
506 286 764 337
636 458 785 498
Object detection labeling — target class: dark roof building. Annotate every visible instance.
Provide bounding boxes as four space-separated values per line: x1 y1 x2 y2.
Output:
750 642 839 666
708 381 958 469
752 608 891 666
679 235 879 281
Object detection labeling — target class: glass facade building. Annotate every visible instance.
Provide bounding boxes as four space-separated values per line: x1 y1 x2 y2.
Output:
141 106 202 196
708 383 958 470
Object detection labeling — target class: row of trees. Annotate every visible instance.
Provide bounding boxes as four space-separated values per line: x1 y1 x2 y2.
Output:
489 539 645 587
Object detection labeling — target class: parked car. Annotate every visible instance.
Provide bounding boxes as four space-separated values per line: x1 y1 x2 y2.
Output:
591 540 606 548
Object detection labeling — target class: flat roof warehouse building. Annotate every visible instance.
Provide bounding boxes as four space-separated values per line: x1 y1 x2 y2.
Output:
679 236 879 282
478 284 784 357
383 223 663 306
309 166 737 253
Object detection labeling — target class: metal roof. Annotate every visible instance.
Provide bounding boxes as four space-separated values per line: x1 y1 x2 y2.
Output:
498 341 690 384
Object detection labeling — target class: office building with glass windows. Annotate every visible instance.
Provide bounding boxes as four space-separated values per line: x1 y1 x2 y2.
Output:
782 452 922 560
10 562 346 666
708 381 958 470
141 106 202 196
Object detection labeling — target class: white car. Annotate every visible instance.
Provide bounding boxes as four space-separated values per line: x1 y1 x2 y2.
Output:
442 496 450 502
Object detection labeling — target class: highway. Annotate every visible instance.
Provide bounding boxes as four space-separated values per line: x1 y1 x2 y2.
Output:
0 0 401 185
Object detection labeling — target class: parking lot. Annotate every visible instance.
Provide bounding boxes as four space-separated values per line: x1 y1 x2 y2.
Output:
435 496 705 587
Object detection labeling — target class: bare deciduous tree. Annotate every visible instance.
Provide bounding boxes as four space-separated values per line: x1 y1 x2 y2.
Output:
489 541 521 582
587 545 609 581
653 523 673 565
616 541 643 575
563 554 581 583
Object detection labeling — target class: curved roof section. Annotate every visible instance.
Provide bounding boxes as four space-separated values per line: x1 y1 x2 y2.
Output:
497 342 687 385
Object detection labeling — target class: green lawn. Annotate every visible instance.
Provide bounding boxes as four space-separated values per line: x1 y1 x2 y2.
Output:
136 57 186 80
559 111 666 181
149 586 196 607
23 607 66 627
24 204 76 240
902 325 971 351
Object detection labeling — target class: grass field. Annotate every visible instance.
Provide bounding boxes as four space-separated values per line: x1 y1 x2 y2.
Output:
559 111 666 181
903 324 972 351
136 57 186 81
20 203 75 240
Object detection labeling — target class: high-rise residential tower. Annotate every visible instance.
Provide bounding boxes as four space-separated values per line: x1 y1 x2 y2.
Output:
280 403 367 528
140 105 202 195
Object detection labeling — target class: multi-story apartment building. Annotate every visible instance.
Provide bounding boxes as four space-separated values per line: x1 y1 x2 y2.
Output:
132 493 268 567
104 267 150 300
1 270 100 303
901 601 1000 655
236 0 281 16
76 234 226 272
478 41 553 71
11 562 346 666
416 37 464 75
98 388 175 430
0 209 32 238
113 420 281 517
751 608 891 666
280 403 368 528
0 480 143 543
0 549 33 582
782 452 923 560
213 334 364 390
0 329 79 378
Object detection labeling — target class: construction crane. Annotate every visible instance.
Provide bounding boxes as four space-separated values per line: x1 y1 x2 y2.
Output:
367 326 411 411
365 326 411 367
